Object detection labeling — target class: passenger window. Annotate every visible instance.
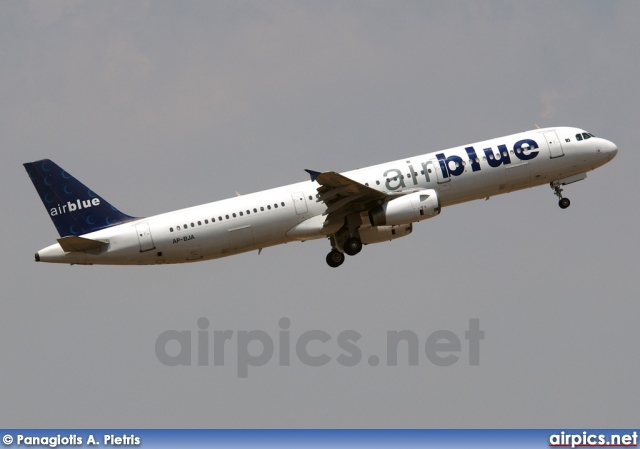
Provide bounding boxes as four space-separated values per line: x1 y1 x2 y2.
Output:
376 180 380 185
281 202 285 207
197 221 201 226
212 218 215 222
239 212 243 216
309 195 313 200
225 215 229 219
204 219 208 224
260 207 264 211
253 208 257 213
274 204 278 208
232 213 236 218
177 226 181 231
170 227 174 232
246 210 250 215
267 205 271 210
191 223 195 227
183 224 187 229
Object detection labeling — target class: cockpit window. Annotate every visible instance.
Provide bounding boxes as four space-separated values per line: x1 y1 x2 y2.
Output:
576 132 596 141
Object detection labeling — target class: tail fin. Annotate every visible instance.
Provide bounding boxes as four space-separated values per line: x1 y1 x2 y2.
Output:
23 159 138 237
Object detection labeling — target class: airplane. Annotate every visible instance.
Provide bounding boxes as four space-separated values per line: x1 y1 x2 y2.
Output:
23 126 618 268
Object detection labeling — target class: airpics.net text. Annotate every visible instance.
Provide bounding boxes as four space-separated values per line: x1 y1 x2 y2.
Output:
155 318 484 378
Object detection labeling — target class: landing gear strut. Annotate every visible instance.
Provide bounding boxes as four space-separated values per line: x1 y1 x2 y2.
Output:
551 182 571 209
325 214 363 267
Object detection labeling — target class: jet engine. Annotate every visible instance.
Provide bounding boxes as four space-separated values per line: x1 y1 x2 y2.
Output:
368 189 440 227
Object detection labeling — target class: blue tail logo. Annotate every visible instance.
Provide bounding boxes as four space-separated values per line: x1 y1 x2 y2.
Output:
23 159 138 237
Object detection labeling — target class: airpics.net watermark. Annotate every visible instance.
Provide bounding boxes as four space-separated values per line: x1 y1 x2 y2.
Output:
155 318 484 378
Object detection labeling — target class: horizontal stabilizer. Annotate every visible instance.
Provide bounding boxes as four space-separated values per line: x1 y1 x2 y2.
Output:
57 236 108 252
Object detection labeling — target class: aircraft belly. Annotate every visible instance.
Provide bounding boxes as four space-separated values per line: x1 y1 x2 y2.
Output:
202 228 230 257
228 225 254 254
505 163 532 189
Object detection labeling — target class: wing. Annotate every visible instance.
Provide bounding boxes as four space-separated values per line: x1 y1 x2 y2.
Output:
305 169 389 227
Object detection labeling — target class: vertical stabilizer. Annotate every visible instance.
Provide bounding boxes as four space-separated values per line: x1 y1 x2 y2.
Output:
23 159 138 237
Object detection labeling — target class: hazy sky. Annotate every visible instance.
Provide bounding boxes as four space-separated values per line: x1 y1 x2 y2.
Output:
1 1 639 428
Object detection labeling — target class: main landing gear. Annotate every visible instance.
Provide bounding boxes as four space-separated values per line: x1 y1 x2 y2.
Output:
326 249 345 268
325 237 363 268
551 181 571 209
325 229 363 268
325 213 364 268
343 237 363 256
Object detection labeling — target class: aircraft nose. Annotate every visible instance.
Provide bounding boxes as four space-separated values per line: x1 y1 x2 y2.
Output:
606 140 618 159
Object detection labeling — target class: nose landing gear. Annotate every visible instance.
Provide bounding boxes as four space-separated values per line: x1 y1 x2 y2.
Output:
551 181 571 209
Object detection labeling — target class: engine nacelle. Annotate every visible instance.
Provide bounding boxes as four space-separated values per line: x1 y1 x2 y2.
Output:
359 224 413 244
369 189 440 227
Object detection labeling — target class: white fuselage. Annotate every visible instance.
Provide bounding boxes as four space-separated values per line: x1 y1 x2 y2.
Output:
35 127 618 265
